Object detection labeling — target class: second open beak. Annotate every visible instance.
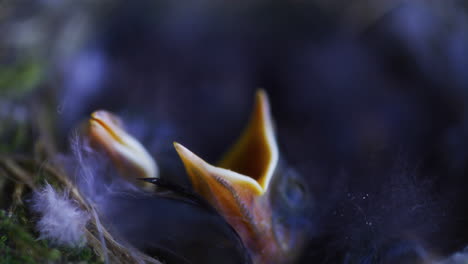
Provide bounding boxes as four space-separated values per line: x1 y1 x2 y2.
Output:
88 110 159 187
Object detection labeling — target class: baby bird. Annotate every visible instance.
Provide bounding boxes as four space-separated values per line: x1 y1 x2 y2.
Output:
80 110 251 264
83 90 312 264
174 90 313 264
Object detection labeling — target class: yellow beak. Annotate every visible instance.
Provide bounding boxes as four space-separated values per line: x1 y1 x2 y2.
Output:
174 90 292 263
88 110 159 188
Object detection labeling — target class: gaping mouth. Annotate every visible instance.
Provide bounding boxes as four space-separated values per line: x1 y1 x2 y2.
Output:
175 90 279 196
218 90 279 193
173 90 282 263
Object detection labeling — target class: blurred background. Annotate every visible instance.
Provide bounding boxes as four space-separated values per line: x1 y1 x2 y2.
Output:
2 0 468 263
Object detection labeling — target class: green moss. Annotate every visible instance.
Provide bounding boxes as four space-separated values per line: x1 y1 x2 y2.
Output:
0 59 42 98
0 208 103 264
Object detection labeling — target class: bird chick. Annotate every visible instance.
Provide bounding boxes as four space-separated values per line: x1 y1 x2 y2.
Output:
175 90 313 264
81 109 252 264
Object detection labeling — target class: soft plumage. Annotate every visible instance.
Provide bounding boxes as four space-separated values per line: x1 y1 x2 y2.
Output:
31 183 90 247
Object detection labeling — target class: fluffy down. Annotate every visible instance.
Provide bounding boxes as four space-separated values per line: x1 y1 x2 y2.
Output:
31 183 90 247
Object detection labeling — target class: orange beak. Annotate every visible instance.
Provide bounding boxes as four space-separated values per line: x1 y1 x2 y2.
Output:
175 90 307 263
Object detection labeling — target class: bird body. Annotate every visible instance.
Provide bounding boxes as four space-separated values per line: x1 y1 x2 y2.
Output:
100 185 252 264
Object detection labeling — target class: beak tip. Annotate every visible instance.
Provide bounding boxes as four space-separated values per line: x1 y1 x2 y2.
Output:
255 89 271 114
173 143 210 175
256 88 269 103
256 88 266 97
173 142 185 154
90 109 105 120
173 142 192 161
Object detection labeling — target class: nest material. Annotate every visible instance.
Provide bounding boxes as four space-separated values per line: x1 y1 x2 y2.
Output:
0 155 162 264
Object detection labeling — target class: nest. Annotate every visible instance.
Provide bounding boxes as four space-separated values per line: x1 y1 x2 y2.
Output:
0 156 161 264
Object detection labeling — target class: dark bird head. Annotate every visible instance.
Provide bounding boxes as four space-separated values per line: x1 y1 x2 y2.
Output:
174 90 313 264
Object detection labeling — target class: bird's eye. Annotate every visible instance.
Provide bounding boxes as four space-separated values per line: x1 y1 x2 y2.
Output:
281 169 307 208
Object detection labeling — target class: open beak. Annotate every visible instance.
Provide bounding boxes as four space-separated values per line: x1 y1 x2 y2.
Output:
174 90 287 263
88 110 159 188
